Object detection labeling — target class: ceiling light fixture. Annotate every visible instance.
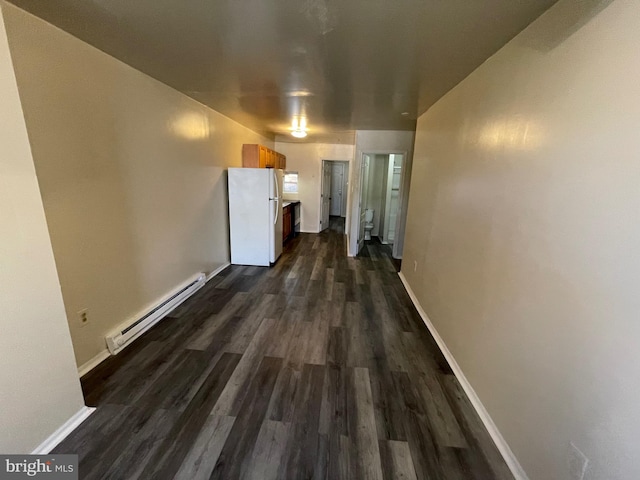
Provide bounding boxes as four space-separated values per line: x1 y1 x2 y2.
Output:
291 116 308 138
289 90 313 97
291 130 307 138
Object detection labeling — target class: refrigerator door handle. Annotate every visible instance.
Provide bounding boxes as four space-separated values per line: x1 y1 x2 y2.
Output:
274 197 279 225
273 171 280 225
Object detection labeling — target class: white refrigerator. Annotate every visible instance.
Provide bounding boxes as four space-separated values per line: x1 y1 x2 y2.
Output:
228 168 283 266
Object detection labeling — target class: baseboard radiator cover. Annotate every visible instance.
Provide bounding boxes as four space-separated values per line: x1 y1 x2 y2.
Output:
105 273 205 355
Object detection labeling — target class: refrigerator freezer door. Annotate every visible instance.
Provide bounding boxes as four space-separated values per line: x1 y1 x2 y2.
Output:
228 168 271 266
270 169 284 263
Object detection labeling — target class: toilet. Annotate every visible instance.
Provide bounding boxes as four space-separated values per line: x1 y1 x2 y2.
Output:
364 209 374 241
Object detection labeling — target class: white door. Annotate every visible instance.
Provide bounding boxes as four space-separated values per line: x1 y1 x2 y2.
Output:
382 155 403 244
387 190 400 242
357 155 370 253
320 161 331 231
340 162 349 217
330 163 344 216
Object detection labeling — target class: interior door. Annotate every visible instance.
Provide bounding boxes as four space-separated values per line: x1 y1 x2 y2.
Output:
381 155 403 244
357 155 370 253
320 161 331 231
330 163 343 216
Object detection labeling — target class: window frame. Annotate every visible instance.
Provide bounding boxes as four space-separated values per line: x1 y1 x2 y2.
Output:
283 171 299 194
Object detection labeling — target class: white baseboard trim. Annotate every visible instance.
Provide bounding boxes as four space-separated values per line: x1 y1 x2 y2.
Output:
398 272 529 480
31 406 96 454
207 262 231 282
77 349 110 378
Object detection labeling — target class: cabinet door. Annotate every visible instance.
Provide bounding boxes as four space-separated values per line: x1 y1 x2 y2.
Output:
267 149 276 168
259 146 268 168
242 144 260 168
283 207 291 240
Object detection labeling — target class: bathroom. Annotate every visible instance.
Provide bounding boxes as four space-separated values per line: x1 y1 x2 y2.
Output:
361 153 404 246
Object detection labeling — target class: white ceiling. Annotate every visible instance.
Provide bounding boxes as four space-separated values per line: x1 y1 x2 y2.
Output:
7 0 557 141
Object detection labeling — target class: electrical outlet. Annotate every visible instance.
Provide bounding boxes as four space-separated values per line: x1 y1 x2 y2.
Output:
414 260 418 272
568 442 589 480
78 309 89 328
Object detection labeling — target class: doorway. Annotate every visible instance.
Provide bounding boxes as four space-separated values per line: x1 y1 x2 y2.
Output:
356 152 407 258
320 160 349 232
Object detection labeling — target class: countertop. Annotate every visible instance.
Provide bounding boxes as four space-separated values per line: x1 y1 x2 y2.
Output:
282 200 300 208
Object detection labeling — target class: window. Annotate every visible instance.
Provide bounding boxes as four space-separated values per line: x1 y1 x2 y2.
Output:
283 171 299 193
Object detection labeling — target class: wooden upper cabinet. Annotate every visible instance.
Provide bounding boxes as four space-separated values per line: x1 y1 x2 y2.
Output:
242 144 286 170
266 149 276 168
276 153 287 170
259 145 268 168
243 144 266 168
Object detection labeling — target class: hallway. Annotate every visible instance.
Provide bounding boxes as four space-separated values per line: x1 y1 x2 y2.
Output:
55 218 513 480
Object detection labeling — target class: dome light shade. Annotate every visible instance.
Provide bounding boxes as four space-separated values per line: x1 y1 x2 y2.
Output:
291 129 307 138
290 116 308 138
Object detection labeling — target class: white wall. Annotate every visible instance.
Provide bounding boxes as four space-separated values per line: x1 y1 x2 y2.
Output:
348 130 415 256
274 142 354 233
0 3 85 453
402 1 640 479
2 3 273 367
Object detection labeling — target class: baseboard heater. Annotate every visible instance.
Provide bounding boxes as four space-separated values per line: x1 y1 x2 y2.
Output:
105 273 206 355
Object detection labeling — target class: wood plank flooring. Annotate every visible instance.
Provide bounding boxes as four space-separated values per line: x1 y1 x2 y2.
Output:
55 217 513 480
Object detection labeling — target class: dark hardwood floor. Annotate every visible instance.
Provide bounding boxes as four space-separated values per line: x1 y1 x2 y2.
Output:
358 233 402 272
55 217 513 480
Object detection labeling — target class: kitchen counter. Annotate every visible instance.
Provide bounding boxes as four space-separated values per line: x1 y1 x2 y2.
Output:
282 200 300 208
